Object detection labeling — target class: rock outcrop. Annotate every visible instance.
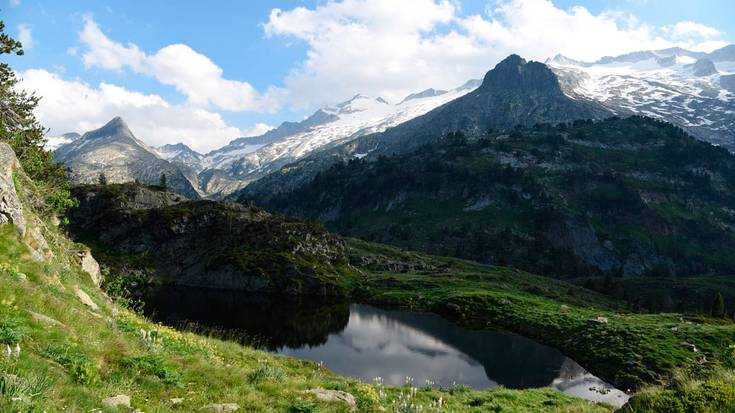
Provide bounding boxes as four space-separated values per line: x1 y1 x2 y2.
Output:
0 142 26 235
0 142 51 261
67 183 350 295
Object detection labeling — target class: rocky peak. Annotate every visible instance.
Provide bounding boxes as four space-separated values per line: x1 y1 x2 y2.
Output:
480 54 563 95
84 116 134 141
688 58 718 77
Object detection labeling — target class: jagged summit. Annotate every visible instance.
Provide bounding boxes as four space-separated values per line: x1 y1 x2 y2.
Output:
84 116 134 141
480 54 562 94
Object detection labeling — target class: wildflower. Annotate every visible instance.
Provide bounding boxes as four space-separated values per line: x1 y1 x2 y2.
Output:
5 345 10 357
13 343 20 357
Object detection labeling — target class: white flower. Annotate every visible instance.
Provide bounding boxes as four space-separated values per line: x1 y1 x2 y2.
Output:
13 343 20 357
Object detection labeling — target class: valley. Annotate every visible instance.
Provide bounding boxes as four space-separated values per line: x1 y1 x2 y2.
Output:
2 10 735 412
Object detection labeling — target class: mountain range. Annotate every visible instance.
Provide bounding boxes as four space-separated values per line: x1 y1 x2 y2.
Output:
52 45 735 200
548 45 735 149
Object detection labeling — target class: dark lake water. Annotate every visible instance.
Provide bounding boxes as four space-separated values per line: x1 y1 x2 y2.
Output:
143 287 629 407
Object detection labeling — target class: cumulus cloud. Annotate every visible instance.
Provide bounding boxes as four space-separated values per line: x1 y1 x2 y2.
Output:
242 123 274 137
79 16 274 112
264 0 730 106
18 69 249 153
17 24 33 50
667 21 722 39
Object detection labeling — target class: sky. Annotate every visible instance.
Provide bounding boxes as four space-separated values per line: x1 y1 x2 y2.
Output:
2 0 733 153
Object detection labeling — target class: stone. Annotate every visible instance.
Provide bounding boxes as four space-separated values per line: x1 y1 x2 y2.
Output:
202 403 239 412
303 389 357 410
29 311 65 328
588 316 608 326
79 250 102 287
102 394 130 409
170 398 184 404
75 287 99 311
0 143 25 237
681 342 698 352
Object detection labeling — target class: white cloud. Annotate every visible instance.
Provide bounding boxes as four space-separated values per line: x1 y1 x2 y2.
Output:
242 123 274 137
263 0 730 107
17 24 33 50
667 21 722 39
18 69 250 153
78 16 274 112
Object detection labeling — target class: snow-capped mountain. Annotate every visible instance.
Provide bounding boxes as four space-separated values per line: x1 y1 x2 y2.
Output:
53 81 482 198
223 79 481 187
547 44 735 149
156 143 204 170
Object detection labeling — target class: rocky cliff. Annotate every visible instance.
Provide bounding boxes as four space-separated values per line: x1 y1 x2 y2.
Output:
67 183 352 295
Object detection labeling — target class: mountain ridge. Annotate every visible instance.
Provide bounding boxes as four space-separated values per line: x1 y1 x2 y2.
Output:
54 117 201 199
237 54 612 200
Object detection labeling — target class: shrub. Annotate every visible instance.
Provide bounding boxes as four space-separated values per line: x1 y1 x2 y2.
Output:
246 361 286 384
0 319 25 345
121 354 182 385
288 400 320 413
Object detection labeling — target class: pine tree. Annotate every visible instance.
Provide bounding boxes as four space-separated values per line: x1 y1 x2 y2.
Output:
711 292 725 318
0 20 76 216
159 173 167 190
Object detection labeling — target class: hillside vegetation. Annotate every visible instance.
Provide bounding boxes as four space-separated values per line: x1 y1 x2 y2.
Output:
253 117 735 282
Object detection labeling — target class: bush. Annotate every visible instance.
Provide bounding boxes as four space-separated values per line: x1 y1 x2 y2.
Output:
288 400 320 413
121 354 182 385
0 319 25 344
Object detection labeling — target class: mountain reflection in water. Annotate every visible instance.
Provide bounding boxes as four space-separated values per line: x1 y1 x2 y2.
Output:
144 287 628 407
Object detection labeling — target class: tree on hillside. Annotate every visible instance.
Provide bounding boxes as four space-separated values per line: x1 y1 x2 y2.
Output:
711 292 725 318
98 173 107 186
159 173 167 190
0 20 76 216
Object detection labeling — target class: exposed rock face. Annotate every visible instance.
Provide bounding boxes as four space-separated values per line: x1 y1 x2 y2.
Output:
67 183 349 295
0 143 25 236
79 250 102 287
688 59 718 77
0 142 52 261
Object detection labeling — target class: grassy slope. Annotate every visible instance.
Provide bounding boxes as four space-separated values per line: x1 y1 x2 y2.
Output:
0 229 613 412
348 239 735 399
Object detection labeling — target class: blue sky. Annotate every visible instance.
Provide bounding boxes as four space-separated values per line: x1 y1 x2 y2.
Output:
2 0 733 152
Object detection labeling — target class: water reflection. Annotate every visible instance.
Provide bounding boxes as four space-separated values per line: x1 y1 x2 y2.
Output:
144 288 629 407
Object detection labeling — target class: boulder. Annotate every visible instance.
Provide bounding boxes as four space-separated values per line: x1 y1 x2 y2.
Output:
0 143 26 236
587 316 608 326
202 403 239 412
28 311 65 328
75 287 99 311
303 388 357 410
78 250 102 287
102 394 130 409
